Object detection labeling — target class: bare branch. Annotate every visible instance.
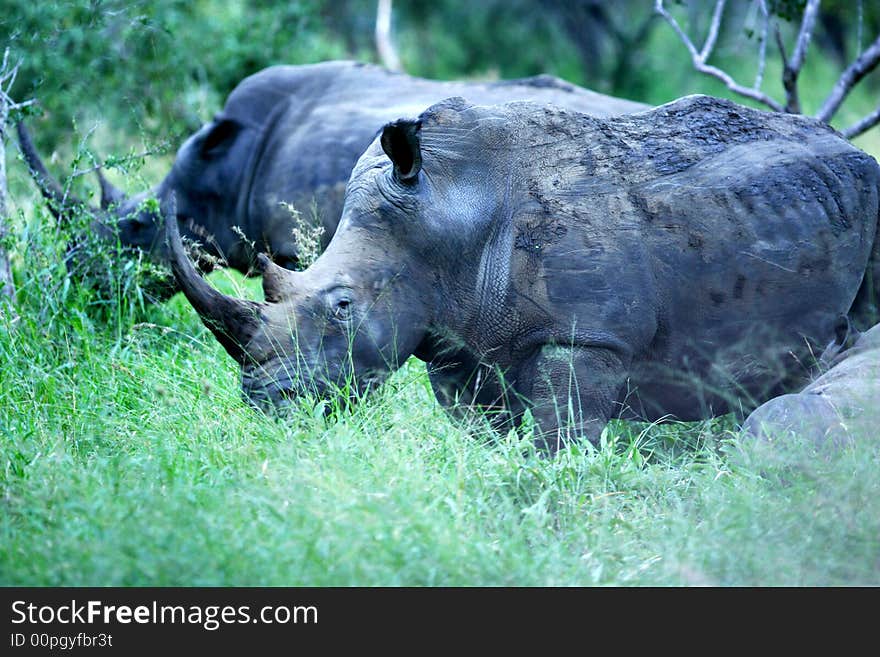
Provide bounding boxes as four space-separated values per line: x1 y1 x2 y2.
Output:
699 0 726 62
0 48 10 80
0 91 34 115
0 62 20 92
0 49 34 123
655 0 700 60
774 21 788 64
790 0 820 71
774 23 795 109
777 0 820 113
842 104 880 139
655 0 784 112
10 98 35 112
375 0 402 72
659 0 879 136
0 50 17 97
816 33 880 123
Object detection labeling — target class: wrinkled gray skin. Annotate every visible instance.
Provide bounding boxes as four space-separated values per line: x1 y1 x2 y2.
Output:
20 61 646 275
170 95 880 452
743 322 880 449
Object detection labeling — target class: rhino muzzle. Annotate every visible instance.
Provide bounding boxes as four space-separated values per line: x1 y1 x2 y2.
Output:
167 214 403 411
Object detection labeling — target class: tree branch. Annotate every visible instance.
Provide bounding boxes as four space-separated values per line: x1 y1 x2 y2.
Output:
778 0 820 113
0 48 10 83
0 49 36 136
64 142 167 185
658 0 880 137
655 0 784 112
842 104 880 139
0 91 35 116
699 0 726 62
816 33 880 123
790 0 820 71
655 0 700 61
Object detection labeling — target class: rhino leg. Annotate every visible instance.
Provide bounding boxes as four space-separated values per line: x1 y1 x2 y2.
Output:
851 227 880 331
519 345 628 453
426 351 516 432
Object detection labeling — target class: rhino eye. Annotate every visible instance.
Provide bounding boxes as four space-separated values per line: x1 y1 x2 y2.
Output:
333 299 352 321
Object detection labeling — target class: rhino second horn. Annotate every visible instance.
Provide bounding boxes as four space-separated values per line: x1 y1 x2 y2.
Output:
16 121 95 223
97 168 127 210
166 215 265 364
257 253 299 303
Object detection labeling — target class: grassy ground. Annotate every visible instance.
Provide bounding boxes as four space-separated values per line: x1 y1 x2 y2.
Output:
1 240 878 586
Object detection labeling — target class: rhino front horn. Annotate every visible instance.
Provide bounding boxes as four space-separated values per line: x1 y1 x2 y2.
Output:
166 214 265 364
96 168 126 210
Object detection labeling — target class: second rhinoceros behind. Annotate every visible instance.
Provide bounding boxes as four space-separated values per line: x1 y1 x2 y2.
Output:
169 95 880 452
19 60 646 275
742 322 880 449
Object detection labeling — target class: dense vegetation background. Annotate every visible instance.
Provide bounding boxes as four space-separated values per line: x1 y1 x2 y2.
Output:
1 1 879 585
5 0 880 155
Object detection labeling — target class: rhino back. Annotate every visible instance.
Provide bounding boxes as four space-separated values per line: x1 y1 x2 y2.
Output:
241 62 647 262
634 102 877 360
462 96 880 419
627 100 874 417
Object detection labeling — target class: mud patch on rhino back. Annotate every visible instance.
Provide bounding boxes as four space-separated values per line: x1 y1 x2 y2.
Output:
514 218 568 252
637 138 701 176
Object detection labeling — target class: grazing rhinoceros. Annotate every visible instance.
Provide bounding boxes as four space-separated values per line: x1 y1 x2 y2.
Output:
19 60 647 274
168 95 880 452
742 322 880 448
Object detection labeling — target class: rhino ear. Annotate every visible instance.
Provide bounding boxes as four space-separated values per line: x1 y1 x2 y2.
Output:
381 119 422 182
200 118 242 157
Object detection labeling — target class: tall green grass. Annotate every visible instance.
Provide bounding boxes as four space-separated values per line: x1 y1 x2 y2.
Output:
1 207 878 585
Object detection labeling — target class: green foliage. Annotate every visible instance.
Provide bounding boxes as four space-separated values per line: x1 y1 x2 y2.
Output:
2 0 350 150
396 0 584 85
769 0 808 22
5 0 879 160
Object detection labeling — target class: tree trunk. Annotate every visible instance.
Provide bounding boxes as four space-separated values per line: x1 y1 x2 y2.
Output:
376 0 402 72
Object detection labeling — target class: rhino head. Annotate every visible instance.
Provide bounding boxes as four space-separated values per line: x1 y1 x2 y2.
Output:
168 105 493 411
114 117 260 264
17 114 270 275
166 195 431 408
